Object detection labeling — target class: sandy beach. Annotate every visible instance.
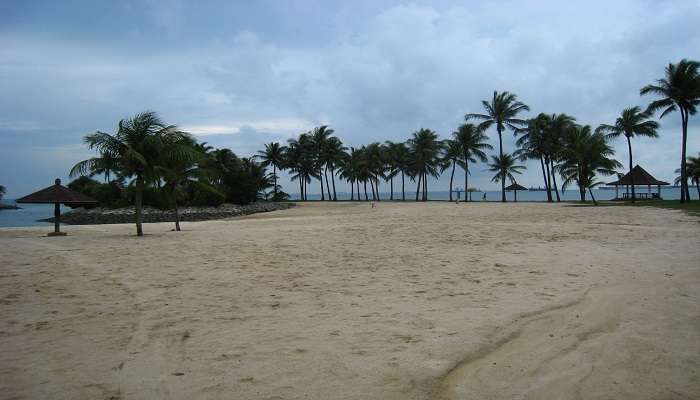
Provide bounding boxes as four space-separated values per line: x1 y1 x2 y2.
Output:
0 202 698 399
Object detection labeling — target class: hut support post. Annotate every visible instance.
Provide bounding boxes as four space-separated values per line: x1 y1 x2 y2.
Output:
54 203 60 233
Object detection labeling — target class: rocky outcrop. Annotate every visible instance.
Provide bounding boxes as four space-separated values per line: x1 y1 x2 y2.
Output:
0 203 21 210
42 202 294 225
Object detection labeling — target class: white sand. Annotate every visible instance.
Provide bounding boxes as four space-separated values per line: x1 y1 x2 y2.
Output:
0 202 698 399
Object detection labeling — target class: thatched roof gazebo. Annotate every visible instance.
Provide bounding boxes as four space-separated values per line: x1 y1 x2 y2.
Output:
607 165 669 200
505 182 528 202
16 179 98 236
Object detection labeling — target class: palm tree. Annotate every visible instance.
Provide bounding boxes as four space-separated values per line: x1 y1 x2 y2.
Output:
408 128 443 201
0 184 5 200
71 111 191 236
515 114 552 201
641 59 700 203
338 147 360 200
285 134 316 201
675 154 700 200
559 125 621 205
689 155 700 200
466 91 530 202
364 142 386 201
158 137 217 231
543 114 577 202
321 137 346 200
453 124 492 202
311 126 334 200
256 142 286 199
441 140 465 202
596 107 659 202
487 153 526 201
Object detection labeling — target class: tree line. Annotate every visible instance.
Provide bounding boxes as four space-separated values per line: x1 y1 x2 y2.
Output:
69 58 699 236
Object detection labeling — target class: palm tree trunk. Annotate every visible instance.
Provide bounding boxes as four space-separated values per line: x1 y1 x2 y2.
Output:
135 176 144 236
390 175 394 200
273 165 278 197
550 162 561 202
464 158 469 202
174 199 181 231
401 170 405 201
324 166 331 200
449 160 455 201
415 173 422 201
680 109 689 203
375 176 381 201
422 171 428 201
627 136 635 202
357 181 361 200
331 167 337 200
364 180 369 201
320 167 325 201
497 126 505 202
540 156 552 202
350 179 354 200
589 188 598 206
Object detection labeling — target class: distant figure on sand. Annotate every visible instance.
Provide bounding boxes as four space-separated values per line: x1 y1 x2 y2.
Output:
371 202 375 208
483 193 487 201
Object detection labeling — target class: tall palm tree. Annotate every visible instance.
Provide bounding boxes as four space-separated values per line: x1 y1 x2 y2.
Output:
441 140 465 201
515 114 551 201
285 134 316 200
321 137 346 201
466 91 530 202
71 111 191 236
487 153 525 201
559 125 621 205
311 125 334 200
364 142 386 201
641 59 700 203
596 107 659 202
453 123 492 202
158 137 216 231
256 142 286 199
408 128 444 201
674 154 700 200
544 113 577 202
338 147 360 200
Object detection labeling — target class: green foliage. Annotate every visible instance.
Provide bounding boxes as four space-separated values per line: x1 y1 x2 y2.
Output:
0 184 5 200
67 176 127 208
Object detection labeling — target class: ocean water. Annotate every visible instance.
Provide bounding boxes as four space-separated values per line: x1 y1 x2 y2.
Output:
0 187 696 227
0 201 70 228
293 187 697 202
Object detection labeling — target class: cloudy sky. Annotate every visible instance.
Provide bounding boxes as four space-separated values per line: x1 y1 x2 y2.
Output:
1 0 698 198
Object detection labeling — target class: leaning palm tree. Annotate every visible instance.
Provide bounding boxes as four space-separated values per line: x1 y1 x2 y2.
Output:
674 154 700 200
487 153 526 201
559 125 621 205
310 125 334 201
321 137 346 200
71 111 191 236
515 114 552 201
256 142 286 199
440 139 465 202
453 123 492 202
408 128 443 201
158 136 219 231
596 107 659 202
641 59 700 203
466 91 530 202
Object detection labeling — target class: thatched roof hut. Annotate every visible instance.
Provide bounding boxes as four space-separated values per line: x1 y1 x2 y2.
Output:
17 179 98 235
504 182 528 202
607 165 669 200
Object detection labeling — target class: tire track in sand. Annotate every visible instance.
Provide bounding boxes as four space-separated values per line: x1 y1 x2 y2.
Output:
431 286 625 400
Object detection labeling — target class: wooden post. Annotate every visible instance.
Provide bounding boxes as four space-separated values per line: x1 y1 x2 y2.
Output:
48 202 66 236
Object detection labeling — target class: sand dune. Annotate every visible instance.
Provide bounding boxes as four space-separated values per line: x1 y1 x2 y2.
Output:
0 202 698 399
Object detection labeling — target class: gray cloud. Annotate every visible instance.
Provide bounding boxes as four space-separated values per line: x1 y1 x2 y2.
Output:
1 0 698 197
